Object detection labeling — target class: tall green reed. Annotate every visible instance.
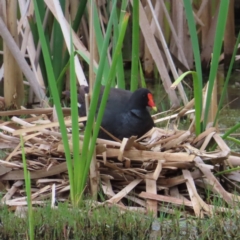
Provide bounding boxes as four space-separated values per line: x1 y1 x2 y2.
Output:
130 0 139 91
183 0 203 135
214 32 240 126
33 0 75 204
183 0 230 134
34 0 130 205
21 136 34 240
202 0 229 130
80 3 130 194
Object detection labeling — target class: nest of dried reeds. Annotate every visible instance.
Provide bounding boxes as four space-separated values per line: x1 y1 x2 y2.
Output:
0 108 240 218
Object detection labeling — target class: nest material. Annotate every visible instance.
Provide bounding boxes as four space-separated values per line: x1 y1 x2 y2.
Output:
0 108 240 217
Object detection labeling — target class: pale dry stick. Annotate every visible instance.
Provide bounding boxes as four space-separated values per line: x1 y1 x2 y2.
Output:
145 176 158 216
28 183 69 202
52 12 95 81
6 200 46 206
1 180 23 203
25 0 47 88
200 81 209 124
0 65 3 81
0 161 68 181
146 0 188 106
145 160 163 216
227 155 240 167
169 186 190 203
65 0 70 21
0 132 19 143
159 0 189 70
150 1 161 37
182 142 224 160
118 138 129 161
0 125 17 134
20 106 37 118
202 175 240 204
18 0 31 53
130 0 180 107
163 130 191 149
49 0 88 86
183 170 210 217
89 41 100 200
139 191 193 207
126 195 146 208
187 115 196 134
213 133 231 152
0 108 71 116
9 185 51 204
31 119 51 124
101 178 118 199
199 131 216 151
105 148 195 162
35 7 50 67
0 16 47 105
5 131 42 162
17 0 30 30
173 1 204 27
196 0 210 18
191 5 205 27
177 98 194 117
192 127 216 144
107 179 142 204
19 24 45 89
208 204 240 215
176 1 184 63
98 4 112 65
84 16 99 197
51 184 56 208
11 116 64 139
0 159 22 168
0 141 18 149
195 157 234 205
200 2 220 64
12 116 87 136
225 171 240 182
101 145 107 165
152 109 172 118
23 81 30 86
81 14 89 44
154 109 195 124
89 0 95 94
58 185 70 193
11 116 35 128
19 25 29 54
157 169 202 188
147 129 178 148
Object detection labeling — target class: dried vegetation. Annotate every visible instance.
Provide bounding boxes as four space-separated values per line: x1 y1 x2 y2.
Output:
1 108 240 218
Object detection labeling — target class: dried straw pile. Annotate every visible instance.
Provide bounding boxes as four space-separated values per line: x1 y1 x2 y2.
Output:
1 108 240 217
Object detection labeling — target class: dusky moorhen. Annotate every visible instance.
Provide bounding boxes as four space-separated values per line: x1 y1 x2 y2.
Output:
77 86 156 140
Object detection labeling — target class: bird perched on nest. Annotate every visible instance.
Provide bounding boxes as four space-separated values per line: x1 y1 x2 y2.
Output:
65 86 157 141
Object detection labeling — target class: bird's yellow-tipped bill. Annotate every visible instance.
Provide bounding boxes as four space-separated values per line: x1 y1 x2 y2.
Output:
152 106 157 112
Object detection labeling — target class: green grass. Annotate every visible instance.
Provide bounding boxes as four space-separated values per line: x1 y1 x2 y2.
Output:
1 201 240 239
0 202 153 239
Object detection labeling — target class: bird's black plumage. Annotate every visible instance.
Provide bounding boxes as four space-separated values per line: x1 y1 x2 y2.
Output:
77 86 156 140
